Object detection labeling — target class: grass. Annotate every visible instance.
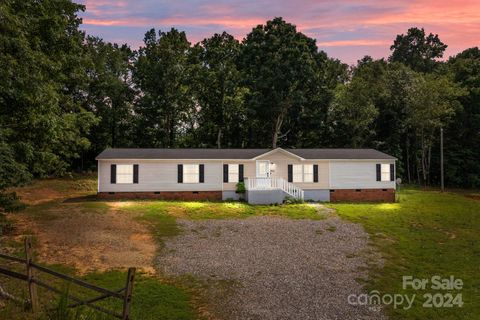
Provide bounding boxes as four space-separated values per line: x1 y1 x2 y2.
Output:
119 200 320 220
82 271 195 320
14 173 98 194
330 189 480 319
326 225 337 232
0 267 196 320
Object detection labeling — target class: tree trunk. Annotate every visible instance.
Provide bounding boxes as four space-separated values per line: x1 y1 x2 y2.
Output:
406 138 411 184
427 144 432 186
272 101 290 148
272 115 283 149
111 102 117 147
216 128 222 149
164 112 173 148
169 114 175 147
217 77 225 149
421 133 428 187
416 159 421 186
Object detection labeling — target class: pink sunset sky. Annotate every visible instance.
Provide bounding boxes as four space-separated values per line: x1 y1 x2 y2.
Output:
77 0 480 64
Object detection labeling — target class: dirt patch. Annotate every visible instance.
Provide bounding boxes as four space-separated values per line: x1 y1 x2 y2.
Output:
465 194 480 201
14 187 65 206
10 207 156 274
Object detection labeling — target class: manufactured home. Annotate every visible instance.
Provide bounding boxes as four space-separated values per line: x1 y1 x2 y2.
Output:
96 148 396 204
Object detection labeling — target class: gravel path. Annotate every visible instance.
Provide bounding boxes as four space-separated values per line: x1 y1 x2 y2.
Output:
158 211 385 320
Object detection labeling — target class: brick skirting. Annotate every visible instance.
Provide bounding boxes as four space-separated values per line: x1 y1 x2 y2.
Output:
330 188 395 202
97 191 222 201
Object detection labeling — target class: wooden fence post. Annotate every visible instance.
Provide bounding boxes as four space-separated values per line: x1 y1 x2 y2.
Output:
122 267 136 320
25 236 39 313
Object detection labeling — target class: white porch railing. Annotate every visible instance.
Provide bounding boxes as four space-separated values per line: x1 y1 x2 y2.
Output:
245 177 304 200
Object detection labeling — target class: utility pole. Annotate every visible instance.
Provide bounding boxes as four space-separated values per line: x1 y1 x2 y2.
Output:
440 128 444 192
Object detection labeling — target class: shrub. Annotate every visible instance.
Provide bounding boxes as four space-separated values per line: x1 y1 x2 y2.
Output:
236 182 246 194
0 192 26 212
0 218 14 236
283 196 304 204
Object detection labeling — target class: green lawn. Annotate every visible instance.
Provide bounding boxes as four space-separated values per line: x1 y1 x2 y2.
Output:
82 271 195 320
330 189 480 319
0 267 195 320
120 200 320 220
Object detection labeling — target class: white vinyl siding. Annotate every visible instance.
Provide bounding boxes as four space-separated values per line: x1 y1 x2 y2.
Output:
183 164 199 183
303 164 314 183
99 160 222 192
228 164 239 183
117 164 133 184
381 164 391 181
293 164 303 182
330 161 396 189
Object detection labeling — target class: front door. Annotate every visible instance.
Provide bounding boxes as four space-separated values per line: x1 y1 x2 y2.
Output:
256 160 270 178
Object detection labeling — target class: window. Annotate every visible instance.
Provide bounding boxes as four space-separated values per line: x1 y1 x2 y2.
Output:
183 164 199 183
228 164 239 183
293 165 303 183
381 164 391 181
303 164 313 183
117 164 133 184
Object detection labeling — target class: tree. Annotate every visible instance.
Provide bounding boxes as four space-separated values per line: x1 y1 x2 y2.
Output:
374 62 415 181
239 18 319 148
0 129 31 211
0 0 97 177
405 74 464 185
389 27 447 72
288 52 348 147
133 28 193 147
84 37 135 159
329 76 379 147
444 47 480 187
190 32 246 148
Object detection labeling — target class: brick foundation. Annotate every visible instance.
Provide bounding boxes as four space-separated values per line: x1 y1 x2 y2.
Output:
330 188 395 202
97 191 222 201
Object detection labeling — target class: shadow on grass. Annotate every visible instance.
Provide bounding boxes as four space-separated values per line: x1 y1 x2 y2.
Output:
62 195 99 203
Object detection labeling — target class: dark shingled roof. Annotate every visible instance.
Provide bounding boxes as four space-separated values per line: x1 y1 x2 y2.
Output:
96 148 396 160
288 149 396 160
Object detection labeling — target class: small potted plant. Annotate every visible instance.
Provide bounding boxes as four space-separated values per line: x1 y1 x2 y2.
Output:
236 181 246 201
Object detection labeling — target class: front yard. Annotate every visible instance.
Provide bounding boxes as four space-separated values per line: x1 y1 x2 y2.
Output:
332 189 480 319
0 175 479 319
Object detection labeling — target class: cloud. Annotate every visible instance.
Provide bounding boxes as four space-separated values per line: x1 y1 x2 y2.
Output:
77 0 480 64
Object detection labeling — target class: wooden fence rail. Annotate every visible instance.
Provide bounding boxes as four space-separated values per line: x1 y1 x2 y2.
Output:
0 237 135 320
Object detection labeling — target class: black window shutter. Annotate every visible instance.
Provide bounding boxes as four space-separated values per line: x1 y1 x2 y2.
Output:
313 165 319 183
239 164 244 182
199 164 205 183
288 165 293 182
133 164 139 183
111 164 116 184
178 164 183 183
223 164 228 183
390 163 395 181
376 164 381 181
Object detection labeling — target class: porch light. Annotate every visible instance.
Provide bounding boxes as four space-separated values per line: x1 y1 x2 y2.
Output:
270 163 276 172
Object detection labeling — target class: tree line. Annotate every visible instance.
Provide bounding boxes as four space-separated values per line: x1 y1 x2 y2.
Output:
1 0 479 208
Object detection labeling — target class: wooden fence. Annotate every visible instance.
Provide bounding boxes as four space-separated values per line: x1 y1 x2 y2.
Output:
0 237 135 320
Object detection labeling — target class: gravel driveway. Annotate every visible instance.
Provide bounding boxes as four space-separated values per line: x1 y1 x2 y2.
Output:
158 211 385 320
